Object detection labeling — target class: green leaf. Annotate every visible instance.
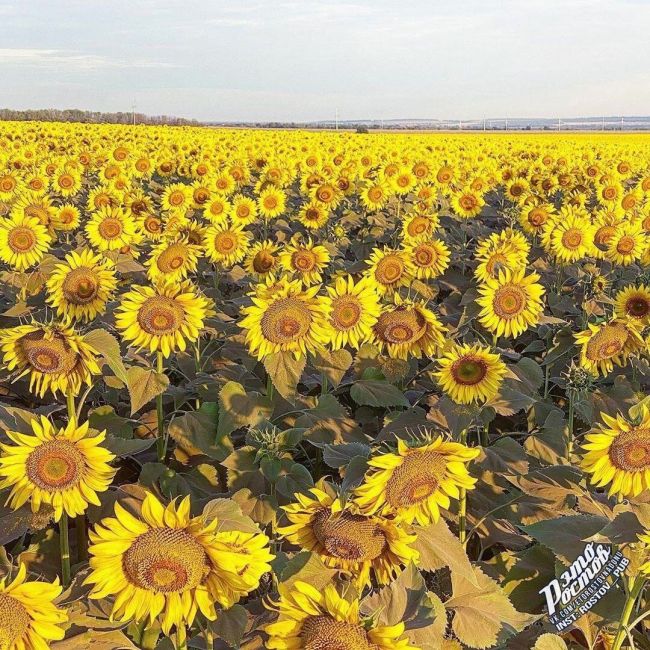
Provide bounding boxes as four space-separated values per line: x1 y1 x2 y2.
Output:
322 442 371 468
312 349 353 387
280 551 337 591
217 382 272 437
104 436 154 457
350 380 409 407
340 455 370 493
126 366 169 415
168 403 232 461
84 329 129 384
210 604 248 649
275 462 314 497
202 498 261 533
263 351 306 402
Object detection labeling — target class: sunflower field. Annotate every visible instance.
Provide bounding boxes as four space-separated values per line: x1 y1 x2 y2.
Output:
0 123 649 650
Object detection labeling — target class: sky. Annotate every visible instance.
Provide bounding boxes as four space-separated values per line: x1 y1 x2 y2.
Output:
0 0 649 122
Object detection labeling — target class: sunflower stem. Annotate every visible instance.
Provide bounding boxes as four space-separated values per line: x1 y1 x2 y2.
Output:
612 576 645 650
266 373 275 401
66 391 76 426
156 352 167 462
194 340 202 410
321 373 328 395
458 428 468 545
567 387 575 460
76 515 88 562
59 512 71 587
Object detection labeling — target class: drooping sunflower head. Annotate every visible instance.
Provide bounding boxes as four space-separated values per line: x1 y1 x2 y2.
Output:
86 492 274 636
0 321 100 397
278 237 331 286
146 239 201 283
476 268 545 340
265 580 413 650
245 240 280 278
277 484 418 587
0 416 116 521
115 281 212 358
372 296 447 360
240 276 329 361
581 406 650 498
354 437 480 525
365 247 412 295
46 248 118 323
434 343 507 404
0 564 67 650
0 214 52 271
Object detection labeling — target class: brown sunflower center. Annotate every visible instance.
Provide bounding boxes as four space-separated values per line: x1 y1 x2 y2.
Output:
123 528 210 593
374 307 426 345
451 356 489 385
300 615 377 650
407 216 429 237
168 191 185 207
261 297 312 344
561 228 583 250
413 244 437 267
385 450 448 507
602 186 617 200
312 508 387 561
137 296 185 335
330 297 362 331
20 332 78 375
8 227 37 253
492 284 527 319
144 216 161 233
26 440 84 490
374 255 404 286
292 250 317 273
608 428 650 471
62 267 99 304
586 323 628 361
98 218 123 240
367 187 383 202
528 209 548 227
625 296 650 318
252 250 275 273
214 232 237 254
157 244 188 273
0 593 31 649
594 225 616 249
616 236 635 255
459 194 477 211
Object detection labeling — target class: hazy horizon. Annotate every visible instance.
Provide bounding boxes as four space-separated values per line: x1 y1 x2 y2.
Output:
1 0 649 123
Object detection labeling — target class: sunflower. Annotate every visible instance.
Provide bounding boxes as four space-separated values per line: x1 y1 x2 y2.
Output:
354 437 480 525
204 196 232 224
278 237 330 286
230 195 258 226
0 214 52 271
298 201 329 229
474 231 529 283
265 580 413 650
322 275 381 350
360 181 390 211
277 484 418 587
51 203 81 231
240 277 329 360
0 322 100 397
581 406 650 498
10 191 54 227
161 182 192 214
546 209 595 263
0 564 67 650
204 222 251 268
46 248 118 323
519 202 556 235
0 415 115 521
115 281 212 358
605 221 647 266
434 343 507 404
575 318 644 376
85 206 136 252
476 268 545 339
403 239 450 280
137 213 165 241
451 189 484 218
401 212 440 242
364 247 412 295
86 493 273 639
372 296 446 360
258 186 286 219
146 239 201 284
245 240 280 278
614 284 650 324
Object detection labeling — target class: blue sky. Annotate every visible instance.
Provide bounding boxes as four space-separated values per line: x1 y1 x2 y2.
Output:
0 0 648 121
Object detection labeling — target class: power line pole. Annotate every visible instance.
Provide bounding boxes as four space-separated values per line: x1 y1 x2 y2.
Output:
132 101 136 126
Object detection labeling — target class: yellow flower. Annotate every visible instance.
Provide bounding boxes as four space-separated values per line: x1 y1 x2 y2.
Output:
278 237 330 286
0 564 67 650
404 239 450 279
614 284 650 325
401 212 440 242
0 322 100 397
85 206 136 252
476 268 545 339
86 493 273 638
146 239 201 284
258 186 286 219
51 203 81 231
0 214 52 271
116 281 212 358
265 580 414 650
161 182 192 214
581 406 650 498
434 343 507 404
245 240 280 278
0 415 115 521
298 201 329 229
354 437 480 525
204 222 251 267
277 484 418 587
546 208 595 263
451 189 484 218
230 194 258 226
364 247 412 295
605 221 647 266
360 180 390 211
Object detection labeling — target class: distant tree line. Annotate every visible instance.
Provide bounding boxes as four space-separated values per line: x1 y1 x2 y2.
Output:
0 108 199 126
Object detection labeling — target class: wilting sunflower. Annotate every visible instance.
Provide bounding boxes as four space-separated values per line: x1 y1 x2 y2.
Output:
85 206 136 252
0 322 100 397
277 484 418 587
614 284 650 324
322 275 381 350
46 249 118 323
146 239 201 284
0 415 115 521
372 296 446 360
278 237 330 286
354 437 480 525
581 406 650 498
575 318 644 376
265 580 413 650
240 277 329 360
476 268 545 339
364 247 412 295
434 343 507 404
204 222 251 268
245 240 279 278
403 239 451 279
115 281 212 358
0 214 52 271
0 564 67 650
86 493 273 639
